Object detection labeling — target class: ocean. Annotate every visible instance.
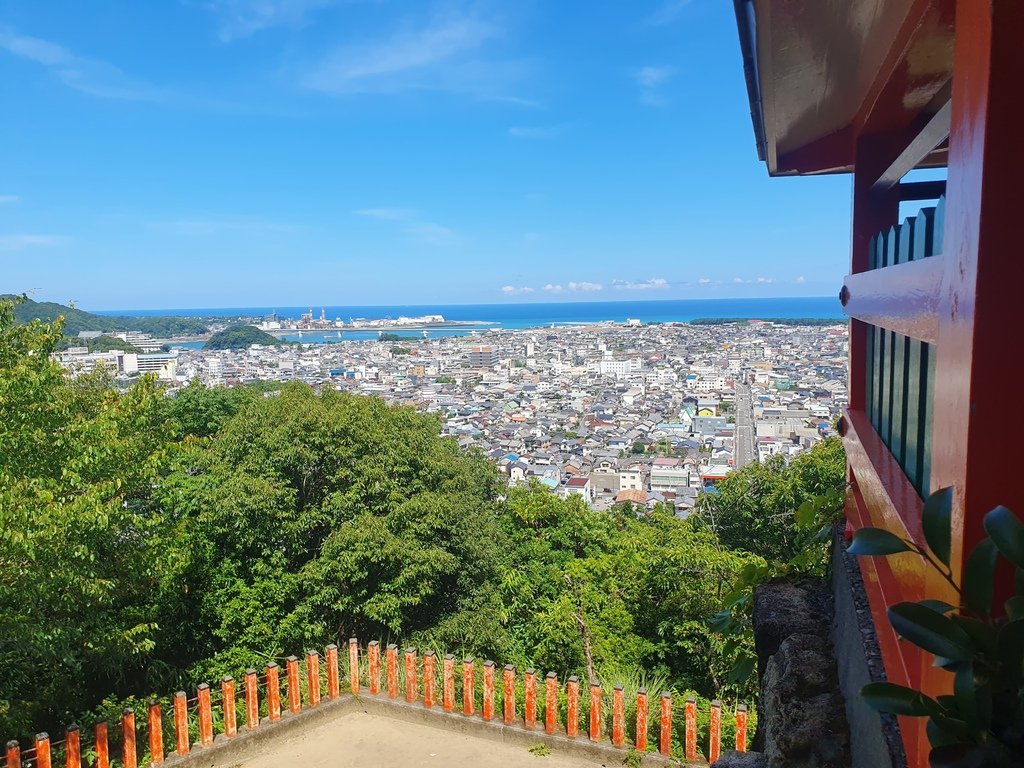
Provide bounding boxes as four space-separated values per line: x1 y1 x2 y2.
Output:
97 296 843 345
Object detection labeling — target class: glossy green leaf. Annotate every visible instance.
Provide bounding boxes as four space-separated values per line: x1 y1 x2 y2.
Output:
848 528 912 556
996 619 1024 679
920 599 956 614
728 653 756 684
983 506 1024 570
922 486 953 567
1006 596 1024 622
861 681 937 717
951 616 996 655
962 539 997 615
794 500 816 528
888 602 973 660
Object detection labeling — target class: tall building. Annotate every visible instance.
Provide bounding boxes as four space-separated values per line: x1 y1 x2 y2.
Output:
468 346 497 368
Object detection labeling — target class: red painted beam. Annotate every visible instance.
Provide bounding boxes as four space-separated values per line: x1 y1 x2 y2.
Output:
842 257 943 343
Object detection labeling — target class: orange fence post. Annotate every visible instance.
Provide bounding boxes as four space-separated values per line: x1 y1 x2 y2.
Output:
482 661 495 720
386 645 399 699
34 733 50 768
94 722 109 768
612 685 625 748
65 724 82 768
244 670 259 729
566 676 579 739
544 672 558 734
197 685 213 746
148 700 164 763
368 641 381 695
173 691 189 754
462 658 475 715
659 693 671 757
709 699 722 763
684 696 697 761
422 651 436 707
267 663 282 722
503 665 516 724
122 709 137 768
306 651 321 707
589 683 602 742
5 741 19 768
524 669 537 729
405 648 418 703
736 704 748 752
349 638 360 694
325 645 340 700
635 689 648 751
286 657 301 714
443 654 456 712
222 677 237 736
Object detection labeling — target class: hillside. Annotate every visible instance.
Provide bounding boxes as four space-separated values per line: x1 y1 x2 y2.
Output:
55 335 144 354
204 323 283 350
4 295 208 336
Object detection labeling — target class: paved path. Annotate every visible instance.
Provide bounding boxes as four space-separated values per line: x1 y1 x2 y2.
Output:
236 711 610 768
734 382 756 470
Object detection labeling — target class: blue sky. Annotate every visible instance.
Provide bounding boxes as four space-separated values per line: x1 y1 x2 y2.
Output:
0 0 852 310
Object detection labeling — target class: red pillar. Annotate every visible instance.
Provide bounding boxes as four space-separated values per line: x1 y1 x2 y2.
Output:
443 655 456 713
94 722 109 768
684 696 697 761
221 677 237 736
612 686 624 748
544 672 557 734
65 725 82 768
405 648 418 703
286 657 301 714
462 658 475 715
635 689 648 752
173 692 189 755
148 701 164 763
34 733 50 768
482 661 495 720
524 669 537 729
386 644 399 699
736 704 748 752
266 663 282 721
122 709 137 768
325 645 340 700
566 676 580 739
709 699 722 763
244 670 260 729
349 638 360 694
589 683 602 742
197 685 213 746
5 741 19 768
423 651 436 707
659 693 671 757
306 651 320 707
367 641 381 695
502 665 516 724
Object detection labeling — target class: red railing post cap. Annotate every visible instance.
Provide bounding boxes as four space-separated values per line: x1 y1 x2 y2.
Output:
245 668 257 675
325 643 337 651
568 675 579 683
386 643 398 651
286 655 298 662
123 706 135 714
222 675 233 683
36 732 49 740
637 687 647 695
503 664 515 671
405 646 416 654
590 682 600 689
368 640 379 647
423 649 435 657
463 656 474 664
711 699 722 707
525 668 536 675
444 653 455 660
6 740 18 749
197 684 209 691
267 662 278 669
67 723 80 732
614 684 623 692
348 637 358 644
685 695 695 703
738 704 748 712
661 692 671 700
484 660 495 668
306 649 318 657
545 671 556 679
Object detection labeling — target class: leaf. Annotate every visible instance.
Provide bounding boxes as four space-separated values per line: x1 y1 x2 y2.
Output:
962 539 997 615
922 487 953 567
888 602 974 660
847 528 912 556
953 663 978 730
996 619 1024 678
728 653 756 684
951 616 996 655
861 681 936 717
983 506 1024 570
928 744 988 768
1006 596 1024 622
920 599 956 614
794 500 816 528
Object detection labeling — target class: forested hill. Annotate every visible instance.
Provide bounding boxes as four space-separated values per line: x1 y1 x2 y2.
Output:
204 323 283 349
3 294 208 336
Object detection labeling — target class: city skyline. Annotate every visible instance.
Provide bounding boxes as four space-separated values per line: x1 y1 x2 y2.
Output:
2 0 852 309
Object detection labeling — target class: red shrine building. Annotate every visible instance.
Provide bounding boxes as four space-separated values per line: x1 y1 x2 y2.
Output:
734 1 1023 765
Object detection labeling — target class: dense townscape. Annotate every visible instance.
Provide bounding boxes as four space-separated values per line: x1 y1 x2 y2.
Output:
58 320 848 513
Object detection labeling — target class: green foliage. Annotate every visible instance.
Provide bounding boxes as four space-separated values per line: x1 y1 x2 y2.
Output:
435 375 455 384
390 345 412 355
204 324 283 350
56 335 144 353
528 743 551 756
378 332 417 342
850 489 1024 767
5 294 207 336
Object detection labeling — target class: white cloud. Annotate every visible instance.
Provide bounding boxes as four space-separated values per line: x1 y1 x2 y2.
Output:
301 8 529 100
614 278 670 291
756 277 775 284
0 27 165 101
644 0 693 26
568 281 602 292
796 275 806 284
698 278 718 286
731 276 777 285
634 65 674 106
543 284 564 293
200 0 338 42
0 234 68 251
0 195 19 204
508 124 568 139
500 285 534 295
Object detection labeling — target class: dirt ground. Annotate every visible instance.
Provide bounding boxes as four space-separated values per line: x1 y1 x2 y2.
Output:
234 710 614 768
